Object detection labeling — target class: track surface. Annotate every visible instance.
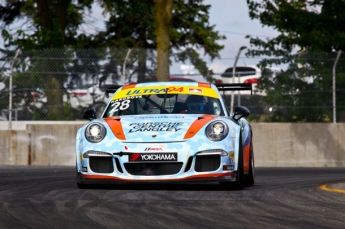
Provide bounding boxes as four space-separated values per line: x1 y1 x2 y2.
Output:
0 166 344 229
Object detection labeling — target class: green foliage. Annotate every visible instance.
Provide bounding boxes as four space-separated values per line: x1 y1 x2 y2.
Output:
246 0 345 122
62 102 74 120
99 0 225 80
171 0 225 59
0 0 225 119
246 0 345 53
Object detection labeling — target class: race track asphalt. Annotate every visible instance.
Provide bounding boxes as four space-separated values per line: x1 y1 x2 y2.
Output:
0 166 344 229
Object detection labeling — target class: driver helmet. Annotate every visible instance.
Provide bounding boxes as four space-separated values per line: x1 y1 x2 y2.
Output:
185 95 206 111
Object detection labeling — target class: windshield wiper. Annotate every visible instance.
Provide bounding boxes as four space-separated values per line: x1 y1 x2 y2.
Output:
160 88 168 114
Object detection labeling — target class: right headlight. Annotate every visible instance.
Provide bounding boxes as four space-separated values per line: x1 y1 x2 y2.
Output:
205 121 229 141
85 122 107 143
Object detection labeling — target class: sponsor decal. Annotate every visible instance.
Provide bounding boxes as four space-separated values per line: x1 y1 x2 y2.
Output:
112 96 142 102
129 153 177 161
129 122 183 133
229 151 235 160
228 157 234 164
145 147 162 151
126 87 183 95
189 88 202 94
133 116 184 119
114 86 220 100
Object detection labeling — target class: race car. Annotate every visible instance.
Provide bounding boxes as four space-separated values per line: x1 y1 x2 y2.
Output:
76 81 255 189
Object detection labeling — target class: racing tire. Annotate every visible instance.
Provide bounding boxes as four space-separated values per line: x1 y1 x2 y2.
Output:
76 170 92 189
245 140 255 186
77 182 89 189
234 133 245 189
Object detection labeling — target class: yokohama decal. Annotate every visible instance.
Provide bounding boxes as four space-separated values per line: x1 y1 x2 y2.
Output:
129 153 177 161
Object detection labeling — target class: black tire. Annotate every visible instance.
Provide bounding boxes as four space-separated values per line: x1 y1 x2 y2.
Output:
77 182 89 189
234 133 245 189
76 168 92 189
245 140 255 186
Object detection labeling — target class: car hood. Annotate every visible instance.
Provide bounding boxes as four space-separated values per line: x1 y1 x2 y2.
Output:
103 114 218 142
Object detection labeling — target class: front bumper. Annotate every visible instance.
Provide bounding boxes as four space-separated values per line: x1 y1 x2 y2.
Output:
77 152 236 184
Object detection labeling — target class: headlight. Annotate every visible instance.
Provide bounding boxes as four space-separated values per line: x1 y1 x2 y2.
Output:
205 121 228 141
85 123 106 143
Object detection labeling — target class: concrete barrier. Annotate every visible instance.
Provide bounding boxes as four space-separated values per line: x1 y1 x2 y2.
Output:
253 123 345 167
0 122 344 167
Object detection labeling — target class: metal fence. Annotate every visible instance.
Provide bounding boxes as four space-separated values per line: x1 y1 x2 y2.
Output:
0 48 345 122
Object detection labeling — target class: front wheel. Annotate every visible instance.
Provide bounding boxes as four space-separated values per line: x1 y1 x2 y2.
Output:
76 167 93 189
220 133 245 190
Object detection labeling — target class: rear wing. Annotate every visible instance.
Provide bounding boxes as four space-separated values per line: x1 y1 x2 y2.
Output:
105 85 122 98
216 83 252 94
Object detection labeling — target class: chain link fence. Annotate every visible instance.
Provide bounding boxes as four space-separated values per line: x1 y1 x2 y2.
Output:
0 48 344 122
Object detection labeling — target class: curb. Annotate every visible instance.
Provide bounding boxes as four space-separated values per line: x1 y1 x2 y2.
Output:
318 181 345 194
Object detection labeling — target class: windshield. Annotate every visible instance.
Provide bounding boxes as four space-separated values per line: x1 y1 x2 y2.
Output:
103 93 224 117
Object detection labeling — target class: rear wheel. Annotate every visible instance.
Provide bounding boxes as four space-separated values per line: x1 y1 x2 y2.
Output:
245 140 255 186
234 133 245 189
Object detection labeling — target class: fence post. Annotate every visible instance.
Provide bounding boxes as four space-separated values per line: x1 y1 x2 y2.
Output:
9 49 21 130
332 50 342 123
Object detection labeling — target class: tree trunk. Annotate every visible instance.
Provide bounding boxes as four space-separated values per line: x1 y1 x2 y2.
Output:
155 0 173 81
36 0 70 119
46 75 64 120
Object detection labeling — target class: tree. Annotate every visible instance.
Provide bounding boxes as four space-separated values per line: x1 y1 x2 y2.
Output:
155 0 173 81
98 0 225 82
0 0 225 120
0 0 95 119
246 0 345 122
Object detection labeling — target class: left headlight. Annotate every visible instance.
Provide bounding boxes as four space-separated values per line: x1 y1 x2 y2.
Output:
205 121 229 141
85 123 107 143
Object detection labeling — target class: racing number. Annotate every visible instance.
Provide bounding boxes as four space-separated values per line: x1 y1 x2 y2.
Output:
167 87 183 92
110 99 131 113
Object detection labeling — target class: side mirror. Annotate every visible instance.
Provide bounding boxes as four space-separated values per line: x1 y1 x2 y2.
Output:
233 106 250 121
83 109 97 120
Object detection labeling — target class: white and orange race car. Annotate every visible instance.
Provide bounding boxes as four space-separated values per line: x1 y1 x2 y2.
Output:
76 81 255 189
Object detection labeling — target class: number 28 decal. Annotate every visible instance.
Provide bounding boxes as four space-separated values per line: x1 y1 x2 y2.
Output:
109 99 131 113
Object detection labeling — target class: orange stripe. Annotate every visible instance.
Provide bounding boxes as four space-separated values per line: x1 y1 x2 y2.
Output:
104 117 126 140
183 114 216 139
198 82 211 88
122 84 137 89
82 172 234 181
243 143 250 172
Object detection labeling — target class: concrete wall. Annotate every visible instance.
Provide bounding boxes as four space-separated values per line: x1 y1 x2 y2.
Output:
0 122 344 167
253 123 345 167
